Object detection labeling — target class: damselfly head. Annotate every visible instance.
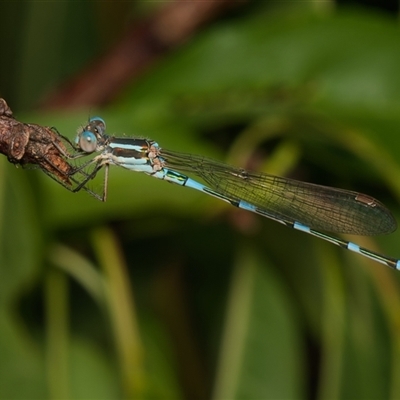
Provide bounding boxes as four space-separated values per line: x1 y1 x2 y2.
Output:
75 116 107 153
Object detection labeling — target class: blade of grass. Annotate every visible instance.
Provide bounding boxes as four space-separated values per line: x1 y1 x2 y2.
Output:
49 243 106 307
45 268 69 400
91 226 145 398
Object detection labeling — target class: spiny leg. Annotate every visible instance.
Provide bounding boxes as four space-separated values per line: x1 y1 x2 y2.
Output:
69 159 107 201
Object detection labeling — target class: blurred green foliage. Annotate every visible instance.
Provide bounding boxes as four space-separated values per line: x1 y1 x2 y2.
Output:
1 1 400 399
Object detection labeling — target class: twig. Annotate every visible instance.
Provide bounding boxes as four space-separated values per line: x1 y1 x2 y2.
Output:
42 0 245 109
0 98 73 188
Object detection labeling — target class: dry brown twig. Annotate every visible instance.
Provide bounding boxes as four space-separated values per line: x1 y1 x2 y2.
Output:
0 98 75 188
42 0 245 109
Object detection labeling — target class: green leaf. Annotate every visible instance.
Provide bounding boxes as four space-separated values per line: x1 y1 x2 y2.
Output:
213 246 303 399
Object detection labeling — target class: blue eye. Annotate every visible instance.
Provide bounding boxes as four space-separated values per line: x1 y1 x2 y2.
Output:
89 116 106 136
76 130 97 153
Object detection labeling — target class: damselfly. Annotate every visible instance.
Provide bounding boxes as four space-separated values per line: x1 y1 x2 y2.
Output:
70 117 400 270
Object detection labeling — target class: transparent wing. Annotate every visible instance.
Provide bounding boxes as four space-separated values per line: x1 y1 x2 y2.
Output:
162 149 396 235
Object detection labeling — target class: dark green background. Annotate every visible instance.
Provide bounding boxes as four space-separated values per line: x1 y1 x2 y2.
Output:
1 1 400 399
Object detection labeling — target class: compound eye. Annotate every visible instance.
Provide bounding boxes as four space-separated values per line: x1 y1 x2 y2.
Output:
89 116 106 135
75 130 97 153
